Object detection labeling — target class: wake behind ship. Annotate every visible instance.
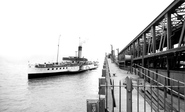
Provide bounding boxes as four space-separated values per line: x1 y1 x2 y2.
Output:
28 38 98 79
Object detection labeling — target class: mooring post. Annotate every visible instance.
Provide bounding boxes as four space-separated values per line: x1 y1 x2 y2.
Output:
125 77 133 112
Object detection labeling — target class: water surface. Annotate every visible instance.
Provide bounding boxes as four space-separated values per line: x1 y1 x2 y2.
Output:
0 59 102 112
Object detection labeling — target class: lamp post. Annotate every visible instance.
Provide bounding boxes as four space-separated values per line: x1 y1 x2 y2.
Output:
116 48 119 65
110 44 115 63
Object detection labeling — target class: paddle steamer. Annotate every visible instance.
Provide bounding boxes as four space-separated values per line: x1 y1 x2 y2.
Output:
28 37 98 79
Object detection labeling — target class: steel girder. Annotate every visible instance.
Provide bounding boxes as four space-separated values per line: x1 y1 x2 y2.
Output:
119 0 185 70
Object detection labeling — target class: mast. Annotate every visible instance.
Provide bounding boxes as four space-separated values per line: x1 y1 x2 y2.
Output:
57 35 61 63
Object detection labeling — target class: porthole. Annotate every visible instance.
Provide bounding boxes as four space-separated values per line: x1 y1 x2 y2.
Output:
47 68 50 70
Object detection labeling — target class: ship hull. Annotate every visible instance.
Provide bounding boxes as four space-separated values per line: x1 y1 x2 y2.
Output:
28 69 87 79
28 62 98 79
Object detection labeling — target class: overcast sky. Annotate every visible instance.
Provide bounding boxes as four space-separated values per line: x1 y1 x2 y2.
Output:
0 0 174 62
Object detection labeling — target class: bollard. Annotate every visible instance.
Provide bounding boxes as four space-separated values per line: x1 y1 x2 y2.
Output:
102 69 106 77
99 98 105 112
87 99 99 112
99 78 106 95
99 78 106 112
125 77 133 112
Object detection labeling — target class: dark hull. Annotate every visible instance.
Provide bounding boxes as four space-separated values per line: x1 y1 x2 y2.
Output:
28 70 87 79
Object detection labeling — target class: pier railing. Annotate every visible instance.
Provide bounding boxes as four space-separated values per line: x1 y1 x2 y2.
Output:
98 57 185 112
87 57 185 112
132 64 185 97
131 64 185 112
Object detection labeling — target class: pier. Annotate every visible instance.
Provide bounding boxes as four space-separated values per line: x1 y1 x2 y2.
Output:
87 0 185 112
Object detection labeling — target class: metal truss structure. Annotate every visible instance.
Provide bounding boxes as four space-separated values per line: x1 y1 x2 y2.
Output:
118 0 185 88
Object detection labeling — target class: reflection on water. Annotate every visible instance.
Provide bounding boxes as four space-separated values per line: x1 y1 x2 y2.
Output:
0 60 102 112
